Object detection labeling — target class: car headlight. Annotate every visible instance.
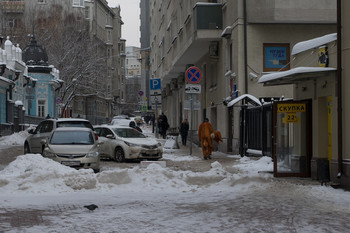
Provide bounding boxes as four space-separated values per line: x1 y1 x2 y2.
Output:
43 150 55 158
124 141 139 147
86 151 99 158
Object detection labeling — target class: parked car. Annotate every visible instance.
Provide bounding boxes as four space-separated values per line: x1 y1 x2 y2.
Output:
110 118 136 127
24 118 95 154
95 125 163 162
41 127 100 172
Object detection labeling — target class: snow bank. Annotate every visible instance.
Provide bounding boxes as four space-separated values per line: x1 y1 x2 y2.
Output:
0 151 275 196
0 130 28 146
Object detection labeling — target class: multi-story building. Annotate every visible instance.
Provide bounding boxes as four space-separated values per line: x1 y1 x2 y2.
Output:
149 0 339 182
149 0 336 147
0 0 124 124
140 0 151 109
122 46 142 114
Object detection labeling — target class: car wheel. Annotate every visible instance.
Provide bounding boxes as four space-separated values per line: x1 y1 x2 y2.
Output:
24 142 30 154
115 147 125 162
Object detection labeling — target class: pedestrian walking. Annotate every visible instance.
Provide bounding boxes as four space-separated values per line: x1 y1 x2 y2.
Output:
151 114 156 133
180 118 189 146
198 118 215 160
158 112 169 139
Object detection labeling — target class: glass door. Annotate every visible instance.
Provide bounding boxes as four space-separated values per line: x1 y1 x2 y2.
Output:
273 101 312 177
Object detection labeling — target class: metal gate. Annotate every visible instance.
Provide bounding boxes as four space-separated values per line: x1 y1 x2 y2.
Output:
240 103 273 157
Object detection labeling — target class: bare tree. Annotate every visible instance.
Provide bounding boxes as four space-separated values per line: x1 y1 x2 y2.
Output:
4 4 109 115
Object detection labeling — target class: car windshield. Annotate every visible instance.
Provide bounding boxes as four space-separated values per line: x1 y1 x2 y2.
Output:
56 121 93 130
113 128 146 138
50 131 94 145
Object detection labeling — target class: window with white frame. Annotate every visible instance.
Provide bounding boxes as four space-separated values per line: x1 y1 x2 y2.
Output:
73 0 84 7
38 99 46 118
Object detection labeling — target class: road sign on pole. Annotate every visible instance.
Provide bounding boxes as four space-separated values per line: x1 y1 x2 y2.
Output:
185 84 201 94
186 66 201 84
138 90 144 97
150 78 161 90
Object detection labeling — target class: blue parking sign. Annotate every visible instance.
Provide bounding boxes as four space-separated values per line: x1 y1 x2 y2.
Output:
150 78 161 90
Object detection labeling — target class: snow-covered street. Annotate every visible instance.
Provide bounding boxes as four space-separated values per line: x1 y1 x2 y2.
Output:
0 126 350 233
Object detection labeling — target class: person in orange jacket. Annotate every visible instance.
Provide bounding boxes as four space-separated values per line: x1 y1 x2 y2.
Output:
198 118 215 160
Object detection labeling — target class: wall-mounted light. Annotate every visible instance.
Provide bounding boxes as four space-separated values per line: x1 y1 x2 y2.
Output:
249 72 258 80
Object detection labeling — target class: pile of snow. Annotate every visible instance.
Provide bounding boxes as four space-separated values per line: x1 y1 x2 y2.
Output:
0 153 274 196
0 130 28 146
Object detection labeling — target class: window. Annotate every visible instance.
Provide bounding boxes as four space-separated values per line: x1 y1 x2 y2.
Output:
38 99 46 118
8 19 16 28
85 6 90 19
38 0 46 3
263 43 290 72
107 30 111 41
73 0 84 7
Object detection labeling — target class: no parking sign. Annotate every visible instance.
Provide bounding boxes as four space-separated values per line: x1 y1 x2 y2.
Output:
186 66 201 84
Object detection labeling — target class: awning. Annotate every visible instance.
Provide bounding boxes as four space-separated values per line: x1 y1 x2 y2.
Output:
291 33 337 56
227 94 261 107
258 67 337 86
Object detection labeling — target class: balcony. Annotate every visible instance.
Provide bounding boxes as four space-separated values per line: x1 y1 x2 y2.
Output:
161 3 223 82
194 3 222 31
2 1 25 13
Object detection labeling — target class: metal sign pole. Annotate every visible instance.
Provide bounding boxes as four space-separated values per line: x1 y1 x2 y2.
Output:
190 93 193 155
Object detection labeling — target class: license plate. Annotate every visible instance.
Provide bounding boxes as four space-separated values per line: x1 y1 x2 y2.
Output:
62 161 80 166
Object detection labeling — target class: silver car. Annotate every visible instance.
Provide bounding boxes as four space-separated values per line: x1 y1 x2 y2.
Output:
95 125 163 162
24 118 95 154
42 127 100 172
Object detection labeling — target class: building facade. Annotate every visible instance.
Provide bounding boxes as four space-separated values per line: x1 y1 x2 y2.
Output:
256 0 350 189
149 0 336 151
0 0 124 124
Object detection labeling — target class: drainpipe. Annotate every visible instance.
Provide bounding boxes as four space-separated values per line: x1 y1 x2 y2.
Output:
337 0 343 178
243 0 248 94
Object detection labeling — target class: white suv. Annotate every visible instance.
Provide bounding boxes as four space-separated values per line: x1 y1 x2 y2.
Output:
24 118 94 154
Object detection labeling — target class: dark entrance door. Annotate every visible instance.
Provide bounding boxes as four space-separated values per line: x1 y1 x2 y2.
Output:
273 100 312 177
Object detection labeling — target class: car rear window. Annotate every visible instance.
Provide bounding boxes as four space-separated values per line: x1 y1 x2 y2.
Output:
50 131 94 145
56 121 93 130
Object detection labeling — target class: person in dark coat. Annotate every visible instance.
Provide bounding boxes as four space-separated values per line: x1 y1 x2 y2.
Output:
179 118 189 146
151 114 156 133
129 121 142 132
158 112 169 139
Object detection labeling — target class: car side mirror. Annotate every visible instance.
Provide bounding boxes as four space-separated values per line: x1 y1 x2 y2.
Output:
106 134 115 139
28 129 35 134
40 139 47 147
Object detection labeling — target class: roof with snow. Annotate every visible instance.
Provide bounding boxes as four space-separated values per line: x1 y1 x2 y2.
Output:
227 94 261 107
291 33 337 56
258 67 336 86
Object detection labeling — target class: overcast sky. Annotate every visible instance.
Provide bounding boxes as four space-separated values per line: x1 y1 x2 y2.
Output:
107 0 141 47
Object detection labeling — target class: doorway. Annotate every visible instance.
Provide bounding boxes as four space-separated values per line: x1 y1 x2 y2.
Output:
273 100 312 177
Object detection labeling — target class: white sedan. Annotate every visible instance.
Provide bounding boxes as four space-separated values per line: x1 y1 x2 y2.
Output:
95 125 163 162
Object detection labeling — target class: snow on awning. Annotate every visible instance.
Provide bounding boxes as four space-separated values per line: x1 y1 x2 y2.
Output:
258 67 337 86
221 26 232 38
291 33 337 56
227 94 261 107
0 76 14 87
